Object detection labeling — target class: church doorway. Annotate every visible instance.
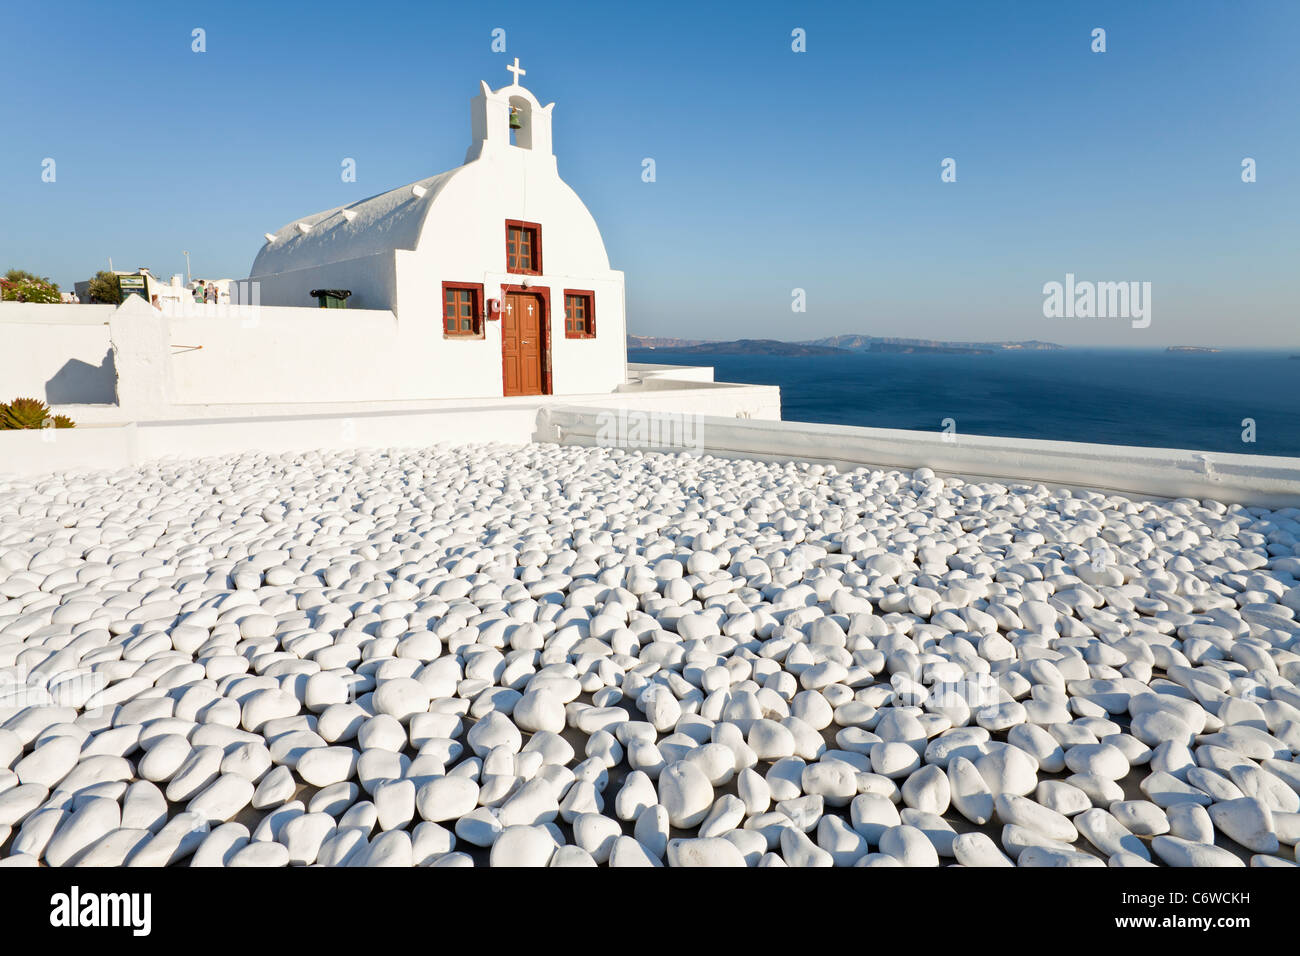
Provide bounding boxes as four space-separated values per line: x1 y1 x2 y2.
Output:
501 288 549 396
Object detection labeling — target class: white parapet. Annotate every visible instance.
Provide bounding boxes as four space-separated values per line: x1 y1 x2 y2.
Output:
538 407 1300 509
0 383 779 478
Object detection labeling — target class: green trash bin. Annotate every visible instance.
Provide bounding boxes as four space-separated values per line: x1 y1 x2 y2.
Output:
310 289 351 309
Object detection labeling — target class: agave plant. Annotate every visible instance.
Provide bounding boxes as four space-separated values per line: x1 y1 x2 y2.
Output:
53 414 75 428
0 397 51 430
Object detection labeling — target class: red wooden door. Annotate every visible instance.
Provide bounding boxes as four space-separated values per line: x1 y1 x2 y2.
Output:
502 292 544 396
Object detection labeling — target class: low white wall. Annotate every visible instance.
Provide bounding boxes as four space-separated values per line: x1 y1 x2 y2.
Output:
0 303 114 324
628 363 715 384
0 383 779 477
133 406 542 460
58 377 781 426
0 305 116 405
538 409 1300 508
0 425 138 475
594 383 780 419
165 306 404 405
0 406 540 478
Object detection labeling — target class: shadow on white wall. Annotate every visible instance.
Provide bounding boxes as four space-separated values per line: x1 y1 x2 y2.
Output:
44 347 116 404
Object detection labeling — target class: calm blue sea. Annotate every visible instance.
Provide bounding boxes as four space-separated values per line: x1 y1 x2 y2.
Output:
629 348 1300 458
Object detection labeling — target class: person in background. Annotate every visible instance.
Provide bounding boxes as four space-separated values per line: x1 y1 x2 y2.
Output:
193 281 205 302
205 283 218 304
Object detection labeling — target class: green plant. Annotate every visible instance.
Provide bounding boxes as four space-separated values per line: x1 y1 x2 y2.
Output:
1 397 53 430
87 270 122 305
0 399 75 429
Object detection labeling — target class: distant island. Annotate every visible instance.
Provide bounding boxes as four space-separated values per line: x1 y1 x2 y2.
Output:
861 341 990 355
626 335 711 350
1166 346 1222 353
633 338 844 356
628 332 1064 355
807 335 1064 353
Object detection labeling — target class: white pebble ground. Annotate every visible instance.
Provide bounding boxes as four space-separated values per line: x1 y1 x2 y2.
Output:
1 442 1299 867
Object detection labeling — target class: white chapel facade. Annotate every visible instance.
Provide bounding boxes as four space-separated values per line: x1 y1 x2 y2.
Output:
249 60 626 398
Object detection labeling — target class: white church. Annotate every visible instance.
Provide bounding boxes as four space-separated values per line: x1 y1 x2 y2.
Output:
250 59 623 399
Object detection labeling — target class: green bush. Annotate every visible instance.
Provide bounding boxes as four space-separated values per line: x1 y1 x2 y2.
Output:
87 271 122 305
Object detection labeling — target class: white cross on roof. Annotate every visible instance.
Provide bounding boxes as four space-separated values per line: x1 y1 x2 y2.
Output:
507 57 526 85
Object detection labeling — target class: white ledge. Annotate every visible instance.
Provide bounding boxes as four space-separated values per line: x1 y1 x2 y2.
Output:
538 408 1300 509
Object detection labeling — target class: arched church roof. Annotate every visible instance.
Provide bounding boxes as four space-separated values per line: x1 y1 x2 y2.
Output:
250 166 463 276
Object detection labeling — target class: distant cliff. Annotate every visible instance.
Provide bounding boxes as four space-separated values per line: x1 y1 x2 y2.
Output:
1166 346 1222 353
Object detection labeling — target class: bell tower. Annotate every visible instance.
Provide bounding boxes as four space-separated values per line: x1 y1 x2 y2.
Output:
466 58 555 163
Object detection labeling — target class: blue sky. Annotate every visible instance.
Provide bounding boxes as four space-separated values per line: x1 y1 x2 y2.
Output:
2 0 1296 346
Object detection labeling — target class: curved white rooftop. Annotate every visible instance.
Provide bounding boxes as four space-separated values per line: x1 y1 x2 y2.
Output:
251 167 462 276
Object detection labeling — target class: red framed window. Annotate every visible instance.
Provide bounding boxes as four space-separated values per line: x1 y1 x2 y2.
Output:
563 290 595 338
505 220 542 275
442 282 483 336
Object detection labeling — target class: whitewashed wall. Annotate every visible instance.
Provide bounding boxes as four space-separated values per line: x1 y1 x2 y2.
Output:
245 251 396 313
165 306 403 405
0 305 116 405
394 145 627 397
